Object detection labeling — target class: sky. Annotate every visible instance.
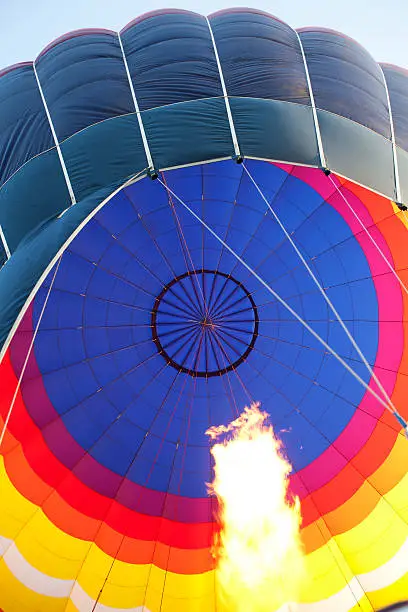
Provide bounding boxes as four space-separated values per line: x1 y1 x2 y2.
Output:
1 0 408 70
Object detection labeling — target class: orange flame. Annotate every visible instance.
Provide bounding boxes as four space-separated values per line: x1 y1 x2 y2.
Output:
206 403 305 612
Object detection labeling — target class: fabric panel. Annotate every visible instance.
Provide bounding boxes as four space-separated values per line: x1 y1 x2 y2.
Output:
0 183 117 348
318 109 395 199
209 9 310 104
396 147 408 204
230 97 319 166
61 114 148 201
120 11 222 112
381 64 408 152
35 32 135 142
0 64 53 186
299 28 391 139
0 148 71 252
142 98 233 169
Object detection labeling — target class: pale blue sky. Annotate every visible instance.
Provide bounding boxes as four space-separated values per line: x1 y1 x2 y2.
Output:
1 0 407 70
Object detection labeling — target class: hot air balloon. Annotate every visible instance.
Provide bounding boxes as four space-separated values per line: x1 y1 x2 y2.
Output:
0 7 407 611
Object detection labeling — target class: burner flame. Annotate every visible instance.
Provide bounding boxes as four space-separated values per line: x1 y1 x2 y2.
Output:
206 403 305 611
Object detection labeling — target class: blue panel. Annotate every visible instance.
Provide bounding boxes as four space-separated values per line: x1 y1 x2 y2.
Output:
35 31 134 142
209 9 310 104
0 63 53 186
381 64 408 152
0 182 115 348
121 10 222 111
30 160 378 488
299 28 391 139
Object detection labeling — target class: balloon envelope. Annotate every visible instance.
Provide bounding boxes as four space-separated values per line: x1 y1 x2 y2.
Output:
0 8 408 612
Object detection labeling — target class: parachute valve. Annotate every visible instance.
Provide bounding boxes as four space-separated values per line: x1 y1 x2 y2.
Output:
396 202 408 211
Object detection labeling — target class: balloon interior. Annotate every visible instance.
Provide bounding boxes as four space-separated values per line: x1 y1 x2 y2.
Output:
0 7 408 612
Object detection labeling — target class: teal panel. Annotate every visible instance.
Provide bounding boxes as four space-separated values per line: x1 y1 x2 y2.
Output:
0 147 71 252
61 114 148 201
0 182 118 349
230 97 319 166
397 146 408 205
318 109 396 200
142 97 233 170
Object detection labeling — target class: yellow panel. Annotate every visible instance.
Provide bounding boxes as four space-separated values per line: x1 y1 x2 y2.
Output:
75 542 149 604
163 569 214 599
0 560 67 612
367 570 408 611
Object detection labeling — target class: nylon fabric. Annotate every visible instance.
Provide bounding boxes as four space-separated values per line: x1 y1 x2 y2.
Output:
299 28 391 139
0 182 123 349
0 148 71 252
0 64 53 186
35 31 135 142
120 11 222 112
382 64 408 152
0 9 408 612
209 9 310 104
317 109 396 200
1 160 408 611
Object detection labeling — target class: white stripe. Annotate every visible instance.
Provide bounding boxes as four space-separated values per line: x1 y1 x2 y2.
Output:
1 538 73 598
71 582 148 611
380 66 403 205
205 17 241 159
294 31 327 170
117 33 155 173
359 534 408 592
1 533 407 610
33 63 76 206
286 579 369 612
0 225 11 259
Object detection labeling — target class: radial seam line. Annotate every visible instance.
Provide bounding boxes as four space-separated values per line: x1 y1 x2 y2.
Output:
118 32 155 172
33 63 76 205
206 16 241 159
157 175 403 420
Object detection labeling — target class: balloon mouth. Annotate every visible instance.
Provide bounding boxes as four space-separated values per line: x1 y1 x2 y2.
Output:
151 269 259 377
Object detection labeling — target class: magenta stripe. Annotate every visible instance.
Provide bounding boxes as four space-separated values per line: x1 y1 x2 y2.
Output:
9 165 403 506
10 304 212 522
286 166 402 494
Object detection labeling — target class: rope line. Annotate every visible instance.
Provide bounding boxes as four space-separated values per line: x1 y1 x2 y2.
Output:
243 163 398 414
328 174 408 297
0 257 62 449
157 175 408 434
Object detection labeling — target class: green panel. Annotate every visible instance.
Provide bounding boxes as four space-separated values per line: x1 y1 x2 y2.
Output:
230 97 319 166
318 109 396 200
0 147 71 252
397 146 408 205
61 113 148 201
0 182 118 349
142 97 233 170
